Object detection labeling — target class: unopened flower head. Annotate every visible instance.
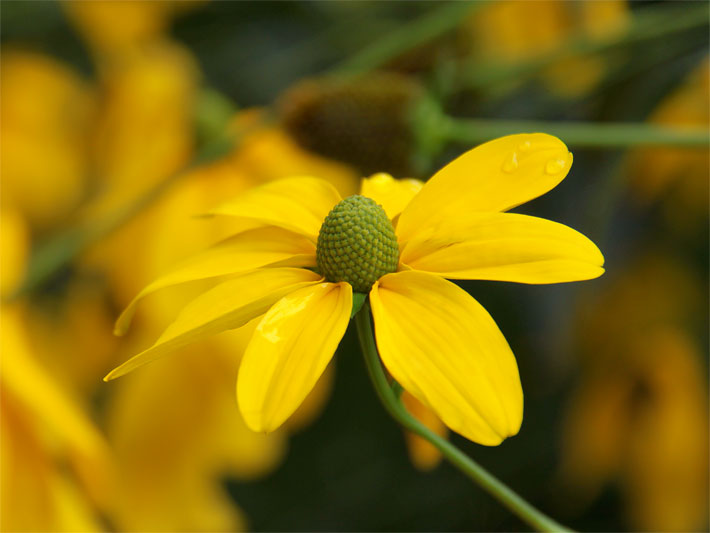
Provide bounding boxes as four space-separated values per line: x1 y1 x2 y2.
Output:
106 133 605 446
279 73 422 176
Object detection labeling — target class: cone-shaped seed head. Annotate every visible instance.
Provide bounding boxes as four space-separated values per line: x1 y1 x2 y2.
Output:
279 73 422 176
316 195 399 293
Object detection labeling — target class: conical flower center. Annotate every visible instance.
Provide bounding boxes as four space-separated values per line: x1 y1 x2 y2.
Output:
316 195 399 292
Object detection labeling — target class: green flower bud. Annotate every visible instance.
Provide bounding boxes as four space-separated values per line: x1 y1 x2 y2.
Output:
279 73 423 176
316 195 399 293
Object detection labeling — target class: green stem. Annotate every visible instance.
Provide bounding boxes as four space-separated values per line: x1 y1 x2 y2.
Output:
354 302 572 533
10 132 239 299
332 1 485 76
440 116 710 148
461 3 707 91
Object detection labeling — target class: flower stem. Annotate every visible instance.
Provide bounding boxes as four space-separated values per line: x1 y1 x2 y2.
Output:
10 117 242 300
460 3 707 91
354 302 572 533
332 1 484 76
440 115 710 148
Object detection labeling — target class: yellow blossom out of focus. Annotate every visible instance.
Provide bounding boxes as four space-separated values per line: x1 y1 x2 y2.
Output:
0 209 29 298
63 0 205 66
85 42 198 221
467 0 629 97
105 329 284 532
628 60 710 228
0 51 95 231
1 308 113 532
19 280 119 398
560 255 709 532
401 392 448 471
75 41 197 311
206 109 360 199
1 215 112 532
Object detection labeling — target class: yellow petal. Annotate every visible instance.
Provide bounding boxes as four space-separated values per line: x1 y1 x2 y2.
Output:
360 173 424 220
401 391 448 471
105 337 283 532
83 42 197 217
1 307 110 483
1 50 94 229
283 364 335 433
0 208 29 298
370 271 523 445
401 211 604 283
63 1 185 59
207 177 341 240
114 226 315 335
237 282 352 432
397 134 573 243
106 268 322 381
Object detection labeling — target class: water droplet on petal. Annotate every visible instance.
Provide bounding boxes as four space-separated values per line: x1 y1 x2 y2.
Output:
517 140 532 152
502 152 519 173
545 158 566 175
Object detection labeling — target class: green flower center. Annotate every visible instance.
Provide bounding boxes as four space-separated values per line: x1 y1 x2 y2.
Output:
316 195 399 292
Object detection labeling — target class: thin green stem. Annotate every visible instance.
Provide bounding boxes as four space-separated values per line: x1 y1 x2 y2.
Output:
460 3 707 91
10 131 239 299
440 116 710 148
354 302 572 533
332 1 484 76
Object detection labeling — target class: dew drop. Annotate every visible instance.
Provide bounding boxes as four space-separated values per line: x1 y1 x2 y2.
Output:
517 140 532 152
545 158 566 175
502 152 519 173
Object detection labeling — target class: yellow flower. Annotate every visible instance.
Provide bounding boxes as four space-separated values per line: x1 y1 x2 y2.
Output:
105 328 286 532
559 254 708 531
466 0 629 97
107 133 604 445
0 50 95 231
1 210 112 532
401 391 449 471
628 59 709 229
0 208 29 298
63 0 205 66
1 307 113 532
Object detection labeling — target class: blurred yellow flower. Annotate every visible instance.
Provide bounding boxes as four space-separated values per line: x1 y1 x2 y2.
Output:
19 279 118 398
466 0 629 97
63 0 205 66
560 255 709 532
105 327 285 532
0 209 29 298
201 108 360 199
1 308 113 532
0 50 95 231
401 391 449 471
78 40 200 304
1 212 112 532
628 59 709 228
108 133 604 447
83 41 198 219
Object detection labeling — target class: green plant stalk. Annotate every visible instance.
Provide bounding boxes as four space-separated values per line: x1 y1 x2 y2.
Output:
461 3 707 90
11 132 238 299
441 116 710 148
354 302 572 533
333 1 485 76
